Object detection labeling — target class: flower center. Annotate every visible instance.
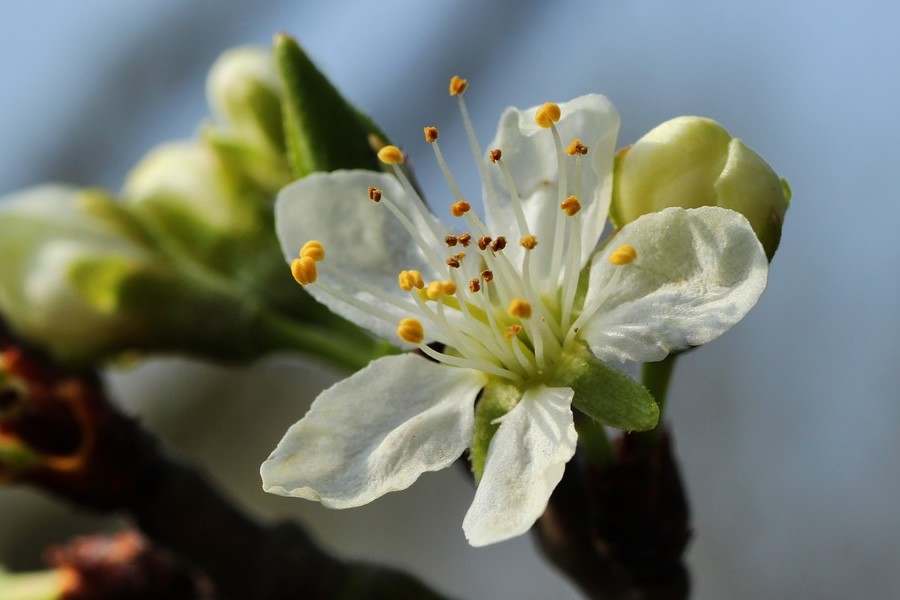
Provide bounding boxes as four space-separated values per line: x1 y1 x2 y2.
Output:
290 77 636 386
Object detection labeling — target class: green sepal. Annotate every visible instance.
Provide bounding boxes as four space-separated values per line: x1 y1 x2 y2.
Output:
273 34 383 177
556 346 659 431
0 568 67 600
470 379 521 482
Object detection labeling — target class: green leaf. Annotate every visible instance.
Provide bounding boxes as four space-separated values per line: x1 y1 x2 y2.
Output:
556 346 659 431
470 379 521 482
273 34 384 177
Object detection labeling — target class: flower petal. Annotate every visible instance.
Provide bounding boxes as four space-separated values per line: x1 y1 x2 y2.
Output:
261 353 486 508
275 170 448 342
484 95 620 277
581 206 768 363
462 386 577 546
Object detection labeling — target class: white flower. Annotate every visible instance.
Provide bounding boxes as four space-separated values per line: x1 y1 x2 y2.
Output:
261 80 768 546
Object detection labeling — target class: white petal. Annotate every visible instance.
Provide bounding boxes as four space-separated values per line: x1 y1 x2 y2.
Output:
261 353 486 508
462 386 577 546
581 206 768 363
484 95 620 277
276 170 448 341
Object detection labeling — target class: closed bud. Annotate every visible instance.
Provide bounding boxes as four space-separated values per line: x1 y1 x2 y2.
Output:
612 116 790 260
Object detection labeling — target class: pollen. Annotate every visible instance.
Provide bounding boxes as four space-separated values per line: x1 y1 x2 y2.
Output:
481 270 494 282
609 244 638 266
458 232 472 247
566 139 589 155
368 186 382 202
300 240 325 261
449 75 468 96
489 148 502 163
469 278 481 293
377 145 405 165
520 235 538 250
446 252 466 268
504 324 522 340
445 235 459 247
560 195 582 216
398 270 425 291
478 236 491 251
508 299 532 319
451 200 471 217
290 257 317 286
535 102 561 128
397 318 424 344
490 236 507 252
424 126 439 142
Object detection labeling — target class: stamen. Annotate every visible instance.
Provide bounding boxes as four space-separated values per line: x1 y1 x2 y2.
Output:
446 252 464 268
508 299 532 319
424 126 439 142
373 189 445 271
300 240 325 261
481 270 494 282
398 270 425 291
535 102 561 128
367 186 382 202
451 200 471 217
609 244 638 265
547 115 570 290
397 318 424 344
469 278 481 293
504 324 522 340
426 280 457 300
419 343 522 383
478 236 491 251
560 195 581 216
520 235 538 250
290 257 317 285
445 235 458 247
492 152 532 237
458 232 472 247
449 76 468 96
490 236 507 252
566 139 589 155
377 145 405 165
489 148 502 163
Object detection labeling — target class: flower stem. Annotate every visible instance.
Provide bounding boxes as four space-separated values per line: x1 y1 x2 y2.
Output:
636 353 678 449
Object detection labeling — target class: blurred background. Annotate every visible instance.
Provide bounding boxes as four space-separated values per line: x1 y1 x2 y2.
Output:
1 1 898 598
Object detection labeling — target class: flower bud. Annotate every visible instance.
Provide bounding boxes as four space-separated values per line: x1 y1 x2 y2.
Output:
0 185 160 363
206 45 284 154
611 116 790 259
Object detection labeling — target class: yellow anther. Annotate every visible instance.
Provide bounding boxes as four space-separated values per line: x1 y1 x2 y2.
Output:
398 270 425 291
489 148 502 163
535 102 561 128
520 235 538 250
490 236 507 252
451 200 471 217
469 278 481 293
377 145 405 165
566 139 589 155
609 244 638 266
449 75 468 96
477 236 491 251
424 126 439 143
445 235 459 247
397 318 424 344
458 232 472 247
426 279 456 299
368 186 382 202
290 257 317 286
481 270 494 282
560 195 582 216
504 324 522 340
300 240 325 261
508 299 532 319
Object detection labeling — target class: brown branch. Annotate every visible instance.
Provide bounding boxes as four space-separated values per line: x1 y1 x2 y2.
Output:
0 320 447 600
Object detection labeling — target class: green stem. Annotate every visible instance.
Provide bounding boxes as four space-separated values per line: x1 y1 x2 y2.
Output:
574 411 614 469
635 353 678 449
255 309 382 372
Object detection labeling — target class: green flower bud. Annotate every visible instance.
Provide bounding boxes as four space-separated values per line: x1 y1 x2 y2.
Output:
0 185 160 363
611 116 790 260
206 45 284 154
